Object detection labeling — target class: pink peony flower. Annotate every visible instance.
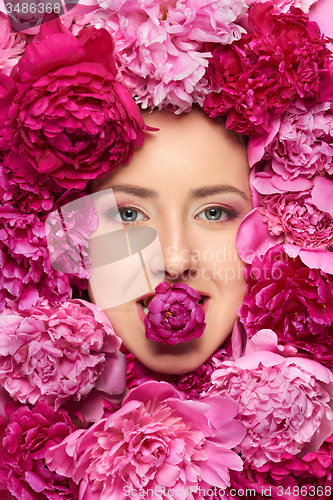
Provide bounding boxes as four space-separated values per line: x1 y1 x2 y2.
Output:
259 190 333 249
208 330 333 469
0 13 26 75
0 400 77 500
203 2 332 134
0 298 125 408
144 282 206 345
100 0 247 113
237 170 333 271
0 17 145 190
238 245 333 365
46 380 245 499
45 193 99 280
248 101 333 176
308 0 333 51
0 204 73 311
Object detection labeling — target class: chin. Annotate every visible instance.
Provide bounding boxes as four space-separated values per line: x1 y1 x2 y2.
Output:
102 295 237 375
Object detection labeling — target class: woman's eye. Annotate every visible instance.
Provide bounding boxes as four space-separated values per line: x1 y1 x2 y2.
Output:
104 206 147 224
196 206 236 222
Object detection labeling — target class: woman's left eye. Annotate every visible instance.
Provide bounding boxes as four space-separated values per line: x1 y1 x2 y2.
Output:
196 206 236 222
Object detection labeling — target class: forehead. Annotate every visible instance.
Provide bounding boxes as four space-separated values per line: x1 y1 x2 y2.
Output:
93 108 249 193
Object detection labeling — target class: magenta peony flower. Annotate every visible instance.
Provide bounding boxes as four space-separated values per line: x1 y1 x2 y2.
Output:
46 380 245 499
0 18 145 190
0 400 77 500
0 299 125 408
204 2 331 134
248 101 333 175
229 433 333 499
208 330 333 469
144 282 206 345
99 0 247 113
239 246 333 365
259 190 333 249
0 151 64 214
0 13 26 75
0 204 73 311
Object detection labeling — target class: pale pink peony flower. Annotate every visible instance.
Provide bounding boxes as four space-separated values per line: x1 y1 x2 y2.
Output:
45 193 99 280
259 190 333 249
246 0 318 14
309 0 333 50
100 0 247 113
248 101 333 176
46 381 245 499
237 169 333 272
0 299 126 408
0 13 26 75
208 330 333 469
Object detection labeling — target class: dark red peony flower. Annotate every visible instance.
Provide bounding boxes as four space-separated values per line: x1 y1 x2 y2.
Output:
144 282 206 345
239 245 333 365
170 347 228 399
203 2 332 134
0 400 77 500
0 18 146 190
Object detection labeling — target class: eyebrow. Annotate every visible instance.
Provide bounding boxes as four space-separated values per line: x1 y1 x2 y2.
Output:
108 184 158 198
188 185 249 201
106 183 249 201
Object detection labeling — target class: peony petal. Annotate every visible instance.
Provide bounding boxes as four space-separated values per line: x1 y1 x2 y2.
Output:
311 175 333 216
94 351 127 395
237 208 279 263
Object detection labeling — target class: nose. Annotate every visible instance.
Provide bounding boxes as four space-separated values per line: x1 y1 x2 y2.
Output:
149 221 199 281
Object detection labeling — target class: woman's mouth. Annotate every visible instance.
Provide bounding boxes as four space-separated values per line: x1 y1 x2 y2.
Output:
137 293 210 317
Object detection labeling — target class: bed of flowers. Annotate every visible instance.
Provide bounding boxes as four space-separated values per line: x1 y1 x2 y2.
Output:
0 0 333 499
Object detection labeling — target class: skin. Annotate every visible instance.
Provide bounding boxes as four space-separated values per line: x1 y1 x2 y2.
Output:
88 108 252 374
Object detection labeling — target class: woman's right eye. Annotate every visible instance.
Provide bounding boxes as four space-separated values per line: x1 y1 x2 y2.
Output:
104 206 147 224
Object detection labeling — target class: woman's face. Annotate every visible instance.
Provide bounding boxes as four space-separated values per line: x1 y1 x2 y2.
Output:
89 108 252 374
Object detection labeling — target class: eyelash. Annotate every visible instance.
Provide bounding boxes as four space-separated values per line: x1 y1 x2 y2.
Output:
104 204 238 225
104 205 148 225
196 205 239 224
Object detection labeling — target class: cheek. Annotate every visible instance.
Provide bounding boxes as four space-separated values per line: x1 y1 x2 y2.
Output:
201 242 246 292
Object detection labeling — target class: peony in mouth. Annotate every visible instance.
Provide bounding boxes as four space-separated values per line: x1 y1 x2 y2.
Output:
143 282 207 345
139 293 208 315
